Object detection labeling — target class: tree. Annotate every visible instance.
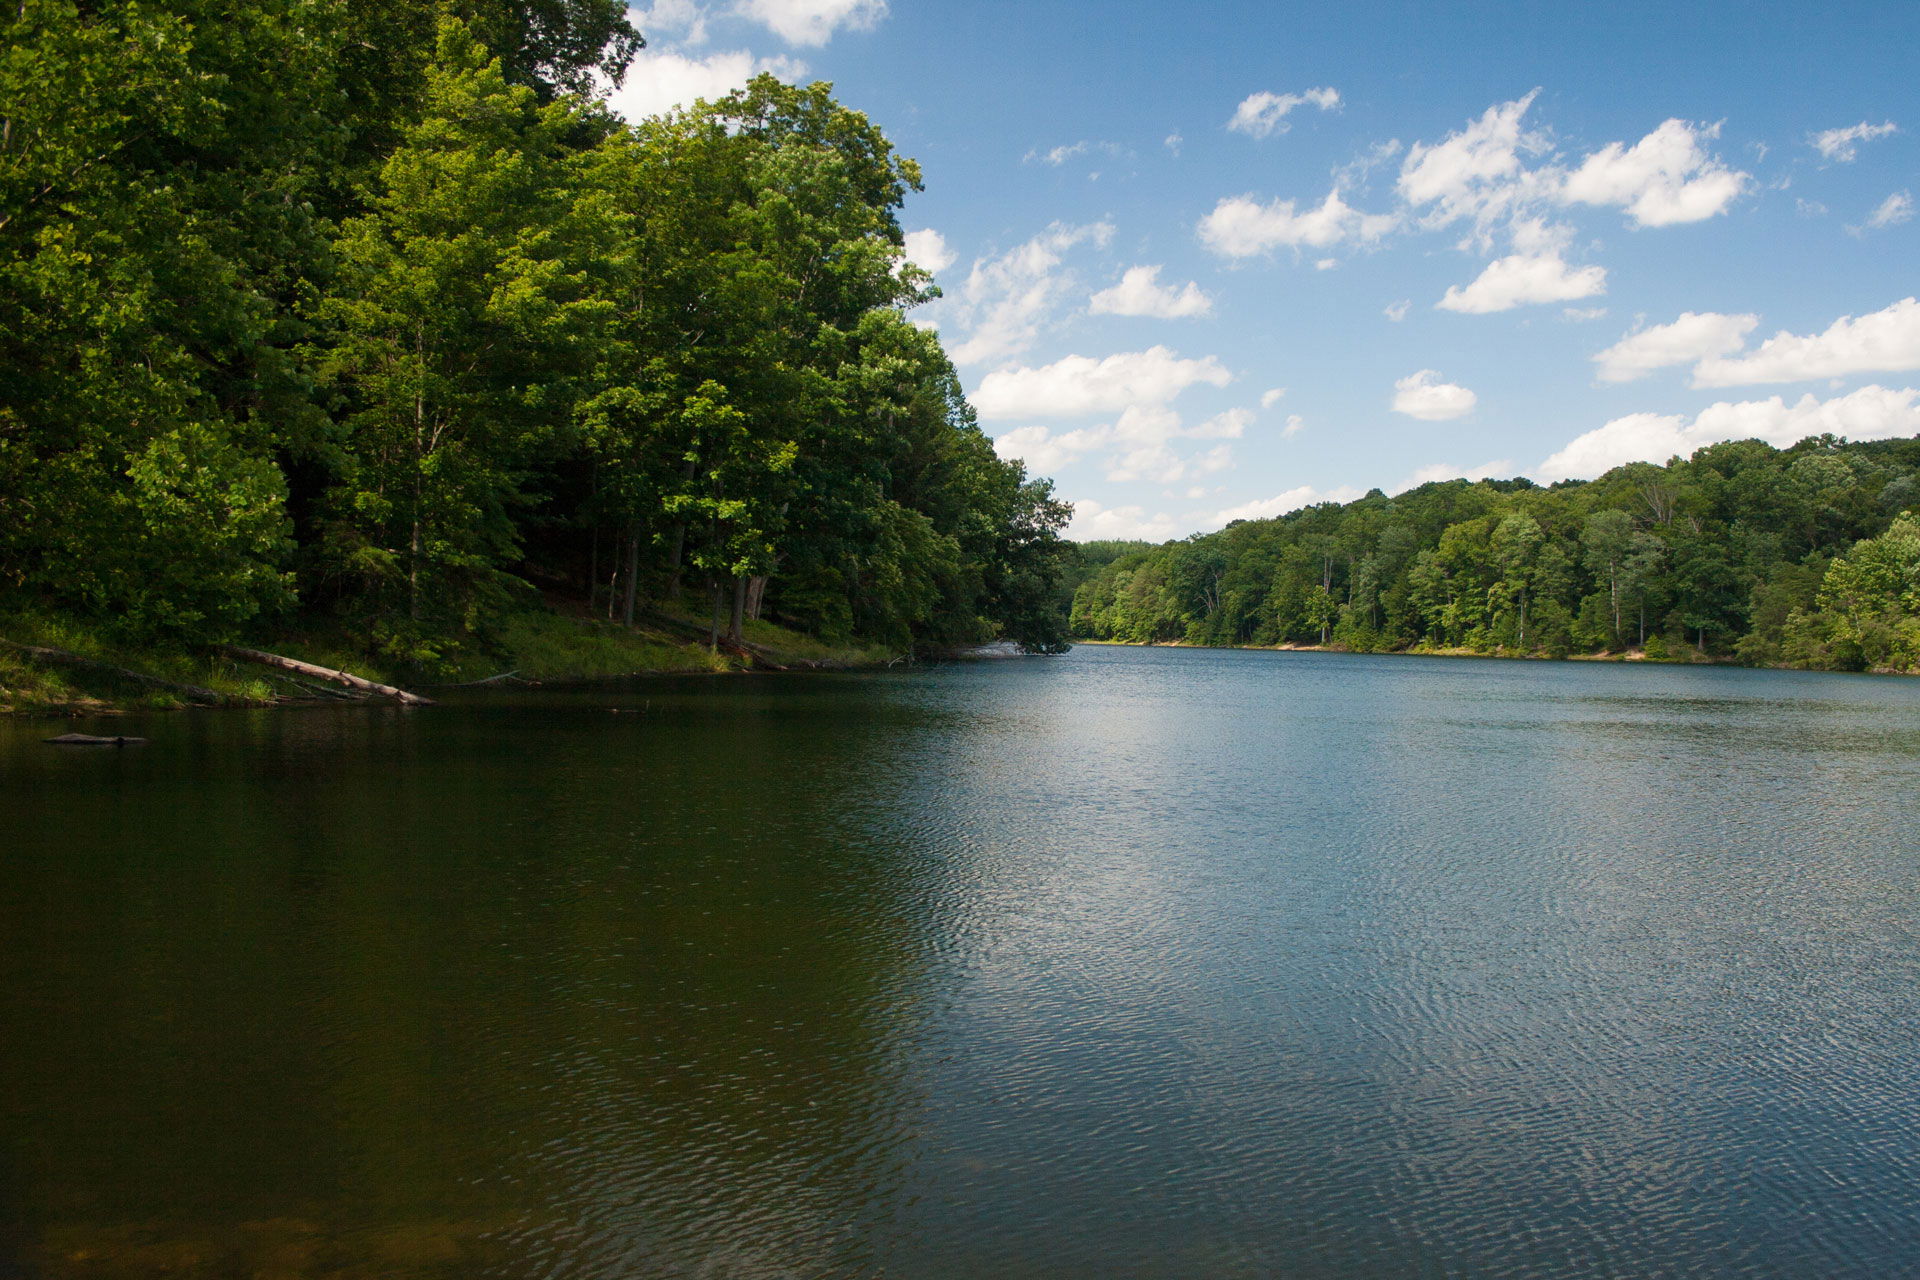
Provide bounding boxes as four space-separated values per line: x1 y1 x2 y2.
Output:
315 17 619 651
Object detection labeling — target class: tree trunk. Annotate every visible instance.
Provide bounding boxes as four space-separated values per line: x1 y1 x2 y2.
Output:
665 522 686 601
729 576 747 645
588 528 600 618
709 581 724 652
746 575 768 621
621 528 639 627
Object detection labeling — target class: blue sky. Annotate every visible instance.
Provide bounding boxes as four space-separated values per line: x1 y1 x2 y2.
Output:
610 0 1920 540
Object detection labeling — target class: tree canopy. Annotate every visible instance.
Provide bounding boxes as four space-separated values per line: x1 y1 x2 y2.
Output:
1069 436 1920 673
0 1 1073 663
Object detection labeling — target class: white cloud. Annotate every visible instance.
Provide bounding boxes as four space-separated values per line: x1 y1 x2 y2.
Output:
1065 499 1180 542
1197 188 1396 257
1027 141 1089 167
901 228 955 276
1189 408 1251 439
1594 311 1759 383
1227 87 1340 140
1797 198 1830 218
1536 385 1920 481
990 425 1108 475
737 0 886 46
1693 297 1920 387
946 221 1114 365
1280 413 1305 438
1391 369 1478 420
1398 91 1547 230
1401 459 1514 488
609 47 806 120
1563 307 1608 322
1384 299 1411 322
1209 485 1365 526
1260 387 1287 408
972 346 1233 419
1088 265 1213 318
633 0 710 44
1811 121 1898 163
1437 251 1605 313
1863 191 1915 231
1560 119 1748 227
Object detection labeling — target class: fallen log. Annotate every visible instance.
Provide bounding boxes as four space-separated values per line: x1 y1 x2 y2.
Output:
45 733 148 746
1 639 225 705
219 646 434 705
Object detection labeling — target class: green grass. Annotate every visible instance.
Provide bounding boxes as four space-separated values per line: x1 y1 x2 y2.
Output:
487 612 734 680
0 600 904 716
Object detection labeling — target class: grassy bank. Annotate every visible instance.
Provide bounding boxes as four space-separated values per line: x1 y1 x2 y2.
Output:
0 607 899 717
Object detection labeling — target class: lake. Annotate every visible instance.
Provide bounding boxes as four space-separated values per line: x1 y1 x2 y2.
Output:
2 645 1918 1279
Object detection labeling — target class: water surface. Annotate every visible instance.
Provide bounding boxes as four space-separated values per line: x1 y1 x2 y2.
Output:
2 646 1918 1278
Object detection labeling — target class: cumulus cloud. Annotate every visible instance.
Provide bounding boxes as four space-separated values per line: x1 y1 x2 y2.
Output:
1064 499 1181 542
1089 265 1213 318
1811 121 1898 163
1593 311 1759 383
1437 251 1605 313
972 346 1233 419
1198 188 1396 257
1536 385 1920 480
945 221 1114 365
1209 485 1365 526
737 0 886 45
1692 297 1920 387
609 47 807 119
633 0 710 44
1559 119 1749 227
901 228 955 276
1398 91 1548 230
1260 387 1287 408
1391 369 1478 420
1190 408 1251 438
1384 299 1411 322
990 425 1108 476
1227 87 1340 139
1401 459 1515 488
1861 191 1915 232
1280 413 1305 437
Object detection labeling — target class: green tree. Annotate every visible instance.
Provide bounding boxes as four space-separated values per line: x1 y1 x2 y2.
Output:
316 17 619 651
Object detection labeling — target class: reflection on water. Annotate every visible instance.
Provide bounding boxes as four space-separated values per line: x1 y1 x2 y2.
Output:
2 649 1918 1278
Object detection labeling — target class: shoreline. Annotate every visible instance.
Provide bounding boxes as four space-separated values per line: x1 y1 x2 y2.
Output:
1070 637 1920 677
0 609 910 719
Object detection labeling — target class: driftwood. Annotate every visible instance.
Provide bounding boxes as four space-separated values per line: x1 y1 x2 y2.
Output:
2 639 225 705
219 646 434 705
45 733 148 746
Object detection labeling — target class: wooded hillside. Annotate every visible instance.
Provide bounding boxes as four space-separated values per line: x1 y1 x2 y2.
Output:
0 0 1073 670
1071 437 1920 673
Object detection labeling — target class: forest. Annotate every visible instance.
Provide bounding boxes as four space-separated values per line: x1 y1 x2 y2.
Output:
1068 436 1920 674
0 0 1073 694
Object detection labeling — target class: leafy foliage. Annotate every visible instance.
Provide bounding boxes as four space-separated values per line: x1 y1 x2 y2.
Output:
1071 437 1920 673
0 4 1072 664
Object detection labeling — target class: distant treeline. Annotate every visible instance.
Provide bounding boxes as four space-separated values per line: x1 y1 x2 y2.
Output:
0 1 1072 664
1068 437 1920 673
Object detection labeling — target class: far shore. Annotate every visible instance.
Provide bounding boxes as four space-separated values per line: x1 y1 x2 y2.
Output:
1069 636 1917 677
